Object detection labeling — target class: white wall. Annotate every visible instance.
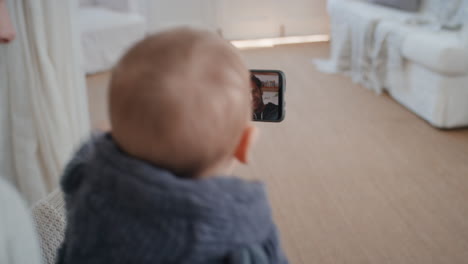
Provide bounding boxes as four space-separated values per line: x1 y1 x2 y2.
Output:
145 0 217 33
144 0 329 40
217 0 278 39
276 0 329 36
219 0 329 39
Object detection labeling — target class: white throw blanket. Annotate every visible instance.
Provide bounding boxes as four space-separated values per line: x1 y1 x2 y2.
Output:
313 6 391 92
314 17 425 94
368 16 442 93
368 21 408 94
315 0 468 94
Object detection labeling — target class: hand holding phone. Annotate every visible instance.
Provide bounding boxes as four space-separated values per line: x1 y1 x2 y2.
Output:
250 70 285 122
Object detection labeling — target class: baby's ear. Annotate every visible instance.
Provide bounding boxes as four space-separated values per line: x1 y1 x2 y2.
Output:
234 125 259 164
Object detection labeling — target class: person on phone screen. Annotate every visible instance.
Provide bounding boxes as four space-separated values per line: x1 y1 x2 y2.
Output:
251 74 279 121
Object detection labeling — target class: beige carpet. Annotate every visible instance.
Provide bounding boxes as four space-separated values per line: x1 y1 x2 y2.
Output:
87 43 468 264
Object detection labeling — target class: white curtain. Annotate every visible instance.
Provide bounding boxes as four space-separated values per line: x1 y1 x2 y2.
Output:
0 0 90 204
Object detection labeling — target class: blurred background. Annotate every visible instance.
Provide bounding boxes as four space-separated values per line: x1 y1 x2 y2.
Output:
2 0 468 263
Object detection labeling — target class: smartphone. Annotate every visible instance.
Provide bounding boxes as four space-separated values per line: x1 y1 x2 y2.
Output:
250 70 285 122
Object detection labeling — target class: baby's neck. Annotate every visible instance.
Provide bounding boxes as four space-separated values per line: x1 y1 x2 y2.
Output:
195 159 235 179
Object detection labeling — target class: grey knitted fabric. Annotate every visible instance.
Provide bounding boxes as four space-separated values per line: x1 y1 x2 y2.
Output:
32 189 66 264
57 133 288 264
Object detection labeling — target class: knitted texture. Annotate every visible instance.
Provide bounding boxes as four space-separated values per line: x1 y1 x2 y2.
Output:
57 133 288 264
31 189 66 264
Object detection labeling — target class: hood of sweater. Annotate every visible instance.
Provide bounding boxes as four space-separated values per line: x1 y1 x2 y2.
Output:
59 133 275 264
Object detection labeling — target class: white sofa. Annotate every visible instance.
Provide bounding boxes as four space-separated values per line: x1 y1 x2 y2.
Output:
324 0 468 128
78 0 147 74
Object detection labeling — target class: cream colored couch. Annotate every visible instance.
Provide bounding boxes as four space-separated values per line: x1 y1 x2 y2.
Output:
326 0 468 128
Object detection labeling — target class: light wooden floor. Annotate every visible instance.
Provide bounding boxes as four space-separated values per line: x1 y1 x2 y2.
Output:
87 43 468 264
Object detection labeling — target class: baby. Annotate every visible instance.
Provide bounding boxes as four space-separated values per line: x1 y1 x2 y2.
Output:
57 28 288 264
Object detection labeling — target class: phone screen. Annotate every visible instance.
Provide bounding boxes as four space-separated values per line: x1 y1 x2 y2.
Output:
250 70 285 122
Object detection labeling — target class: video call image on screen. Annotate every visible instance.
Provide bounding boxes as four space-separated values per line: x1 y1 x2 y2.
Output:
250 72 280 121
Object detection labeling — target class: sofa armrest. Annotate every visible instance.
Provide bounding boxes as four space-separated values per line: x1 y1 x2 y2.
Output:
94 0 141 14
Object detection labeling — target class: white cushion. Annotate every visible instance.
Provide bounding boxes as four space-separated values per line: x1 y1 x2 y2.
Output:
78 7 146 73
401 29 468 75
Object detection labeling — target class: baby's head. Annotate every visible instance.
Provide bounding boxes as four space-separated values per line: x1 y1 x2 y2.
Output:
109 28 257 178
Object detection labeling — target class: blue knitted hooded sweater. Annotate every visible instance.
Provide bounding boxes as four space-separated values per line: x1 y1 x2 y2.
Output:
57 133 288 264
